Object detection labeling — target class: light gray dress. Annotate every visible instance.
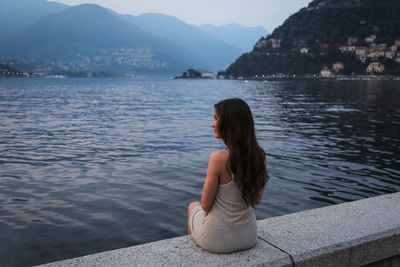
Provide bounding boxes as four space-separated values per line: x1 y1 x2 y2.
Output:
189 177 257 253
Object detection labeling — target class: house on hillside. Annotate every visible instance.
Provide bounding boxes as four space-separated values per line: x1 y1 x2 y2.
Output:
366 62 384 73
298 40 307 47
316 1 327 9
339 46 356 53
348 37 358 46
368 50 379 59
332 62 344 72
271 38 281 48
339 46 347 53
377 44 387 51
355 47 366 56
255 39 267 48
385 51 395 59
319 43 329 50
365 35 376 43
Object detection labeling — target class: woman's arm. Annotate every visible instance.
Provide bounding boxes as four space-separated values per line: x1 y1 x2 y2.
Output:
255 158 268 205
200 151 224 214
254 186 265 205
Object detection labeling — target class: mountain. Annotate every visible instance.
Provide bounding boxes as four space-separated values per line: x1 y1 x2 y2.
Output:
197 23 269 52
0 0 69 47
3 4 196 73
0 1 269 74
225 0 400 77
126 13 244 71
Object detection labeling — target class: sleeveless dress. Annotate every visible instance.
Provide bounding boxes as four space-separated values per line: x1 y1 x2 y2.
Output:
189 163 257 253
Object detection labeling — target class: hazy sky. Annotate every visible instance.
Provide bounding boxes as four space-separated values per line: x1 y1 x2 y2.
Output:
50 0 313 31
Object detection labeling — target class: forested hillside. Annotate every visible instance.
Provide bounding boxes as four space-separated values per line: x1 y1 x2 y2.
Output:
225 0 400 77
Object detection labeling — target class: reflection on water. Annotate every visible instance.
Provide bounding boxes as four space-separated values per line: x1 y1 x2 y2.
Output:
253 80 399 217
0 78 399 266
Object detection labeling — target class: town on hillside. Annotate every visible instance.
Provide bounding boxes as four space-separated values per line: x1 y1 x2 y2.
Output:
224 0 400 79
335 36 400 76
254 36 400 78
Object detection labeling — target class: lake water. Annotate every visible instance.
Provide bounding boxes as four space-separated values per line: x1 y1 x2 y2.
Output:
0 77 399 266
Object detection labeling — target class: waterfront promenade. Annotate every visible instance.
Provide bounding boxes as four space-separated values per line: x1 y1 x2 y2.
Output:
38 192 400 266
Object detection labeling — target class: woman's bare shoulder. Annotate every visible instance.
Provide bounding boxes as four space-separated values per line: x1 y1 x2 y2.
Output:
210 150 228 164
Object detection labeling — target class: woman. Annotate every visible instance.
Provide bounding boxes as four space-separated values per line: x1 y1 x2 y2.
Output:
188 98 268 253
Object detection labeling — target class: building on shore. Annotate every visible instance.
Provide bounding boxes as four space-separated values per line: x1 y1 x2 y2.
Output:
300 47 309 54
366 62 385 73
201 71 214 78
321 66 334 77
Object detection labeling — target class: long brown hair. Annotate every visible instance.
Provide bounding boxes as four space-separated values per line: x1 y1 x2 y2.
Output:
215 98 268 206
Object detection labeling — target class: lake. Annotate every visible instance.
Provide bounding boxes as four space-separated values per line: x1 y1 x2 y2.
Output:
0 77 399 266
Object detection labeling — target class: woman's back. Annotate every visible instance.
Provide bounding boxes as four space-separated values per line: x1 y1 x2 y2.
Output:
211 178 255 225
210 151 254 225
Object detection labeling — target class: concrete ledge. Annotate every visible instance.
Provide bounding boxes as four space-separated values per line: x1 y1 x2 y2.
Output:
258 192 400 267
38 192 400 267
38 235 292 267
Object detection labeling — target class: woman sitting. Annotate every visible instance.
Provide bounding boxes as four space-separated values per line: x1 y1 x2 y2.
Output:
188 98 268 253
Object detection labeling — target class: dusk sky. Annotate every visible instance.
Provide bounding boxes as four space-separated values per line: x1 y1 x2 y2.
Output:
50 0 313 32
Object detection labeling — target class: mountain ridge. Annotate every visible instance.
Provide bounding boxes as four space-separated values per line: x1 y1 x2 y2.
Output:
4 4 194 73
0 0 269 74
126 12 245 71
0 0 69 47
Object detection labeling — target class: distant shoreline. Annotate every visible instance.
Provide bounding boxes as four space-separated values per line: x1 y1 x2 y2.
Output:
244 76 400 81
175 75 400 81
2 74 400 80
173 76 215 80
